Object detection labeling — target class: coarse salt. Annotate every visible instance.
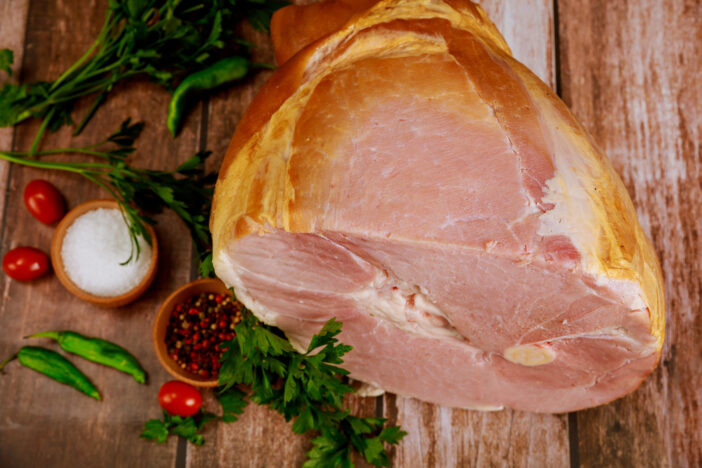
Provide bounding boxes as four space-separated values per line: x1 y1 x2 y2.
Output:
61 208 152 297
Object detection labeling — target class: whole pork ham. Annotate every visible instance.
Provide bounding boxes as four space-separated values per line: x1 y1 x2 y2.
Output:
211 0 665 413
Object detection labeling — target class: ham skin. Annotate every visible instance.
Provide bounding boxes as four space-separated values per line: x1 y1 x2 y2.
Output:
210 0 665 413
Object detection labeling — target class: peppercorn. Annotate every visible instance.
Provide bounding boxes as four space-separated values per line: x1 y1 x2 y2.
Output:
164 289 244 379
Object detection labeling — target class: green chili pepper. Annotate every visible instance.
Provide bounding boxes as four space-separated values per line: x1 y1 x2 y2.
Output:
167 56 249 137
26 331 146 384
0 346 100 400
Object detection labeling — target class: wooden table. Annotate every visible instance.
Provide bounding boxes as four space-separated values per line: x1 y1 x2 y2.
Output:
0 1 699 466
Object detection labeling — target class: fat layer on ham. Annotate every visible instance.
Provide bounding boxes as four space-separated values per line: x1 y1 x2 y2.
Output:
210 0 664 413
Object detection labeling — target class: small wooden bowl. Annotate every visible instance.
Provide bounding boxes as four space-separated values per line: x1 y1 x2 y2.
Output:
51 199 159 307
153 278 232 387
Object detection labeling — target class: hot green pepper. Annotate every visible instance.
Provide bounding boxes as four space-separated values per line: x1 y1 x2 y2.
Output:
167 56 249 137
26 331 146 384
0 346 100 400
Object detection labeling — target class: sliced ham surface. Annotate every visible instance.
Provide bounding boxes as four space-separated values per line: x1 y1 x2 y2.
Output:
211 0 664 413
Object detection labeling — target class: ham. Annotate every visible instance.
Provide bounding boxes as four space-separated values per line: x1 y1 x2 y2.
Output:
210 0 665 413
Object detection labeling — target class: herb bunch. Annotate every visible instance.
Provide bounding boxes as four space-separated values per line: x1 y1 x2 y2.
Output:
217 311 406 467
0 0 285 151
0 119 216 270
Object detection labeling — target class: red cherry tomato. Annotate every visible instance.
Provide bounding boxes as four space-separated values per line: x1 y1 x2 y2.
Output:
23 179 65 224
158 381 202 417
2 246 50 281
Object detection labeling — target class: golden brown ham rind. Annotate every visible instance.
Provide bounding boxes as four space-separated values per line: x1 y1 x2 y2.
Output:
270 0 379 65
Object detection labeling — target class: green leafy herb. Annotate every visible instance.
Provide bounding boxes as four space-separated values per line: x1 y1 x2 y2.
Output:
218 310 406 467
0 119 215 267
218 387 249 423
141 389 246 446
141 410 217 446
0 49 12 76
0 0 285 149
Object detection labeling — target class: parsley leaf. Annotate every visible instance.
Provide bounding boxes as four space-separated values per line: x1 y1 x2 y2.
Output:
218 309 406 467
0 83 29 128
0 49 12 76
140 411 217 446
218 387 249 423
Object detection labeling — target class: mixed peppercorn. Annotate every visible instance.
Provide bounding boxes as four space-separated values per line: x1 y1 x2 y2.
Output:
165 292 243 379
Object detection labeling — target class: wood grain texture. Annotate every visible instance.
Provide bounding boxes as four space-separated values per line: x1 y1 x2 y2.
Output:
480 0 556 87
0 0 202 466
559 0 702 466
0 0 30 227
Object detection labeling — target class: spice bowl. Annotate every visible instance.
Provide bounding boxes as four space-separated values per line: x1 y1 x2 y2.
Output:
153 278 234 387
51 199 159 307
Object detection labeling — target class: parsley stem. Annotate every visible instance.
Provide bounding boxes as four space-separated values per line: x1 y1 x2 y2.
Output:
48 12 114 93
73 92 107 136
28 107 55 156
0 151 89 174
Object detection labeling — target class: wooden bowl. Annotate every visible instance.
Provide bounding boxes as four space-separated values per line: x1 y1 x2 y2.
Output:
51 199 159 307
153 278 232 387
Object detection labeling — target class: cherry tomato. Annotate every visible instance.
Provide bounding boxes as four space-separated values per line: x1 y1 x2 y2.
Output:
24 179 65 224
2 246 50 281
158 380 202 417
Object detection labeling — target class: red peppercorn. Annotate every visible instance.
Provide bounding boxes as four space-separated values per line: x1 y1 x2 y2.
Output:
164 290 245 380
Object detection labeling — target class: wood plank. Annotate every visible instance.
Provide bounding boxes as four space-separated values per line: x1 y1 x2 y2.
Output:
0 0 30 224
558 0 702 466
0 0 203 465
386 1 569 466
480 0 556 86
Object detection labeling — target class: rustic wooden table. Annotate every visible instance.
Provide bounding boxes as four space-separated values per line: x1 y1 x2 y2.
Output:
0 0 699 466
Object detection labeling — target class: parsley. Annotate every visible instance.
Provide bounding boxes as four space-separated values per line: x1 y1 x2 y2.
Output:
141 388 245 446
218 387 248 423
0 0 285 150
141 410 217 446
218 310 407 467
140 310 407 462
0 49 12 76
0 119 215 267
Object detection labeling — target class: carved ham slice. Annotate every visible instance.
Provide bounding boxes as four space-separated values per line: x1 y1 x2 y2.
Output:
211 0 664 412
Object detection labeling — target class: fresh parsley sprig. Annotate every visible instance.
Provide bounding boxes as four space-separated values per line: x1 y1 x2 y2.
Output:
141 410 218 446
218 310 407 467
141 388 247 446
0 0 285 151
0 119 216 270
